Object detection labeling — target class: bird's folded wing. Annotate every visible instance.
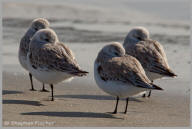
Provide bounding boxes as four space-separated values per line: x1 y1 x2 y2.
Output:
20 36 31 55
127 40 175 76
58 43 76 60
29 43 81 74
98 56 154 89
152 40 168 63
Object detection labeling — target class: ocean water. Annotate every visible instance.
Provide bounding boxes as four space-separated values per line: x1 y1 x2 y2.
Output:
3 0 190 21
2 0 190 45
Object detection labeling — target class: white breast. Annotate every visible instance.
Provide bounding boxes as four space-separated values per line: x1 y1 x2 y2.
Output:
94 62 147 98
26 53 74 84
18 51 28 71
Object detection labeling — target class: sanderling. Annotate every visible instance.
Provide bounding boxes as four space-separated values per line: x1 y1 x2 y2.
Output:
94 42 163 114
123 26 177 97
19 18 50 92
27 28 88 101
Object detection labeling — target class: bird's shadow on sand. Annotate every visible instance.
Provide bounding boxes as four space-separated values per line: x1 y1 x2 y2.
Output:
21 111 121 119
55 94 143 102
3 90 23 95
3 100 44 106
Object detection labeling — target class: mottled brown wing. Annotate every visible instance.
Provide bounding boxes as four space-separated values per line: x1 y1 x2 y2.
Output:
98 56 154 89
151 39 168 63
30 43 83 75
19 36 30 56
58 43 76 60
126 40 175 76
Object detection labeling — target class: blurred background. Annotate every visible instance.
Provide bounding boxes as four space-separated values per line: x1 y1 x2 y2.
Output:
2 0 190 127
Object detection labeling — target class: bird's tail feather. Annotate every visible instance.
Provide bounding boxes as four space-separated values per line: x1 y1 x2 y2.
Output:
151 83 163 90
71 69 89 76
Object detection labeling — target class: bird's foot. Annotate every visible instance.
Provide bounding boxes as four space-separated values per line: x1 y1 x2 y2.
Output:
30 88 37 91
111 111 117 114
40 89 49 92
142 94 146 98
107 111 117 114
147 91 151 98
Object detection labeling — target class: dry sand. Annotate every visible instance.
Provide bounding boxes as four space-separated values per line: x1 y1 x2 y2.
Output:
2 0 190 127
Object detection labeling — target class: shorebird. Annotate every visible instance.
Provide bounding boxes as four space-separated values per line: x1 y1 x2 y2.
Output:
94 42 163 114
27 28 88 101
19 18 50 92
123 27 177 97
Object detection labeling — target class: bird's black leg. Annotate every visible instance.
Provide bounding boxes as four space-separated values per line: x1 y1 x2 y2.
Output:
124 98 129 114
147 90 152 97
29 73 36 91
148 80 153 97
50 84 54 101
40 83 49 92
142 93 146 98
112 96 119 114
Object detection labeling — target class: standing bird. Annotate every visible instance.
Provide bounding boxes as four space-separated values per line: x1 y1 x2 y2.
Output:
19 18 50 92
94 42 163 114
27 28 88 101
123 27 177 97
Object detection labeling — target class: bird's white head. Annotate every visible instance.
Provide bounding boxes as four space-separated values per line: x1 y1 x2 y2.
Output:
127 26 150 41
30 18 50 32
24 18 50 39
96 42 125 62
32 28 59 44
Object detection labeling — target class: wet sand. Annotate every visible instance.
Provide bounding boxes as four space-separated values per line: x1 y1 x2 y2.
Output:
2 70 190 127
3 42 190 127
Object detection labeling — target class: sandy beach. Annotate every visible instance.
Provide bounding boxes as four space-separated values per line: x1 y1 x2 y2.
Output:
2 0 190 127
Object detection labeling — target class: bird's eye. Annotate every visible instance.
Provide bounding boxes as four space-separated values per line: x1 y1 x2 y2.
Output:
114 52 119 56
34 27 38 31
136 36 142 40
45 38 49 42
